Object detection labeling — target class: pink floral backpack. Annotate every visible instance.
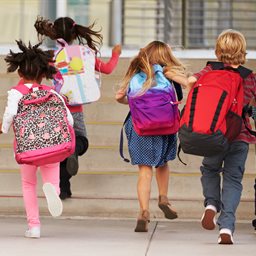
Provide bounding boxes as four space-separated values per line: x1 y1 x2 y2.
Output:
13 81 75 166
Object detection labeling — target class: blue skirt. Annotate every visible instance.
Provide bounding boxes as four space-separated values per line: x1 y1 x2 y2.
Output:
125 115 177 167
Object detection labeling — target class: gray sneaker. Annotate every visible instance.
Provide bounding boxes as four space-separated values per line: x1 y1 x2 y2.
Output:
24 227 40 238
66 153 79 176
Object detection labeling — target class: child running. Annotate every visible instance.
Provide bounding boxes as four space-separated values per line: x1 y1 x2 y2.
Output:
116 41 187 232
0 40 74 238
188 29 256 244
34 16 121 200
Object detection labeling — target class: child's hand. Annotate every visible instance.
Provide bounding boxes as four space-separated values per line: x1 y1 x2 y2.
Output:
164 67 177 80
112 44 122 56
249 98 256 107
115 89 128 104
115 89 126 100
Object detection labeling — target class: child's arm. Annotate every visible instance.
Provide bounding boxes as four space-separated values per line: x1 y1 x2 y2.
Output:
95 44 122 74
186 64 214 91
164 68 188 89
115 89 128 104
1 89 22 133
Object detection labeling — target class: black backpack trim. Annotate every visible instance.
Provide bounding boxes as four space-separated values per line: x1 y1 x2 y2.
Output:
188 87 199 131
207 61 252 79
210 91 228 132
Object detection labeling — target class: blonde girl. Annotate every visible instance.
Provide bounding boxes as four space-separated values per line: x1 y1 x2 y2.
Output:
116 41 187 232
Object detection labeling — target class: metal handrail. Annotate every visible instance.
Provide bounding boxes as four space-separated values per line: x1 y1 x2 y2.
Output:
119 0 256 49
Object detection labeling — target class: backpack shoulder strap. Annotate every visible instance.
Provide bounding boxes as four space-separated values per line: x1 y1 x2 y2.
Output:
207 61 224 70
237 66 252 79
119 112 131 163
13 80 30 95
207 61 252 79
173 81 183 101
13 82 51 96
154 64 183 101
56 38 69 47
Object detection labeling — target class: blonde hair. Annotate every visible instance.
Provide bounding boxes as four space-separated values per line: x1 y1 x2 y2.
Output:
215 29 247 65
120 41 186 94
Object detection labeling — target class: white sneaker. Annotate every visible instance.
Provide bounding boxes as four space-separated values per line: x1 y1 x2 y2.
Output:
218 228 234 244
25 227 40 238
43 183 63 217
201 205 217 230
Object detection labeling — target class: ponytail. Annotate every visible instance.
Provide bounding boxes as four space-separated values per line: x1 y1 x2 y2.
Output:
34 16 103 53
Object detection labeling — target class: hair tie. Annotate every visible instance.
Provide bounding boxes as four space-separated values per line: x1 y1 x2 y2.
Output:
72 22 76 27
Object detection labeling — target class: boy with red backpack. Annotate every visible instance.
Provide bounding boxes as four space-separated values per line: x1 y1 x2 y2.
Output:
186 29 256 244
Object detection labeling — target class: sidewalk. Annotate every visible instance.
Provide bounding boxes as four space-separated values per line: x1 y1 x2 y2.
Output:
0 216 255 256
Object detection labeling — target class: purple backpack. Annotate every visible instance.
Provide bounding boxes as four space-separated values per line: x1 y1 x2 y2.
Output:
127 65 180 136
13 82 75 166
119 65 182 162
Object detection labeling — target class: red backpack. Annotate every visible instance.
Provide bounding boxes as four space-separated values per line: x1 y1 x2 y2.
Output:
178 62 252 157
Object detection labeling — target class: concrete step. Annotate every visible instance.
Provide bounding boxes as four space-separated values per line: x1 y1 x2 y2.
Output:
0 172 254 220
0 171 254 198
0 144 255 173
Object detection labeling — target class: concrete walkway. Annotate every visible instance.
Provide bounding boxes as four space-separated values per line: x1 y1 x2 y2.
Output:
1 216 255 256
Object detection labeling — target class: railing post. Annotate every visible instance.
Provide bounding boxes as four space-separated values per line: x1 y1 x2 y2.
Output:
164 0 172 44
109 0 123 46
39 0 57 48
56 0 67 18
181 0 187 48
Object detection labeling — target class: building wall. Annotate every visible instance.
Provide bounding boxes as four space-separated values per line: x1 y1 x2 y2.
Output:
0 0 40 45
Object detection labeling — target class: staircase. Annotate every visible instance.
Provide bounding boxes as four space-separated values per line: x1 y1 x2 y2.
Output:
0 55 255 221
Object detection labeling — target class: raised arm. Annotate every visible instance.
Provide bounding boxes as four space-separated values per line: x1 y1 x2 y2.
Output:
95 44 122 74
164 67 188 89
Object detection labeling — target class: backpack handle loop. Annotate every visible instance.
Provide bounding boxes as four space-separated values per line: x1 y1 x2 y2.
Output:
23 92 53 105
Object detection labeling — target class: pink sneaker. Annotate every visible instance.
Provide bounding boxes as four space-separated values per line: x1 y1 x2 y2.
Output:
201 205 217 230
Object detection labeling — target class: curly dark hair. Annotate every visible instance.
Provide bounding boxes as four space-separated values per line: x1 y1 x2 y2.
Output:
5 40 57 81
34 16 103 54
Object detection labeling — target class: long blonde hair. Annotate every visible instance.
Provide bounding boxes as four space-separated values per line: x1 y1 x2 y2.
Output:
120 41 186 94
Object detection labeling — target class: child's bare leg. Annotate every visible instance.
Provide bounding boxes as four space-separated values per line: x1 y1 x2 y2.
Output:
155 163 169 196
135 165 152 232
156 163 178 219
137 165 153 212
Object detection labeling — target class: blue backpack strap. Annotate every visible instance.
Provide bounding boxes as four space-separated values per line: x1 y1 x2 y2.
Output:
154 64 183 101
119 112 131 163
